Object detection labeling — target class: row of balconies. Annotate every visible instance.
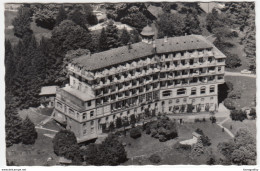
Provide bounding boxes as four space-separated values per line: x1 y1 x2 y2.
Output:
92 68 223 89
67 50 221 81
94 75 225 101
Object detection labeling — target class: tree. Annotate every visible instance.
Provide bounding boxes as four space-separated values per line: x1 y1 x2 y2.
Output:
115 117 122 128
68 8 88 30
55 5 67 26
225 53 241 68
218 129 256 165
105 20 120 49
5 106 23 147
99 28 108 51
130 114 136 126
249 108 256 119
130 29 141 43
33 4 60 30
157 13 185 38
130 127 142 139
12 5 33 38
183 10 202 35
51 20 93 57
5 39 16 88
230 110 247 122
21 116 38 144
120 28 130 46
52 130 82 163
84 134 127 165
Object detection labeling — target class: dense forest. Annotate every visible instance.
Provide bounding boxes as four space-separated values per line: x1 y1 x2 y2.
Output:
5 2 255 147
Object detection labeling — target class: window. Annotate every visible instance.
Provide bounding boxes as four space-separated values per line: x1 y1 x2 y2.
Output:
201 98 204 102
210 97 214 100
162 90 172 97
218 67 221 71
169 100 172 104
91 121 94 126
69 109 74 115
57 102 62 109
91 128 94 134
192 99 196 103
87 101 91 106
177 88 186 95
191 88 196 95
183 98 187 103
83 130 87 135
210 86 215 93
176 99 180 103
90 111 94 117
200 87 206 94
83 122 86 126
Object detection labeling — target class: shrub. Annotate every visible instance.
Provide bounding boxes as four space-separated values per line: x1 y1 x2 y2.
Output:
21 117 38 145
205 104 210 112
149 154 161 164
224 98 236 110
228 90 241 99
196 105 201 112
210 116 217 123
195 128 204 135
226 81 234 93
230 109 247 121
200 135 211 146
249 108 256 119
187 104 193 113
146 126 151 134
194 118 201 123
225 53 241 68
130 127 142 139
202 118 206 122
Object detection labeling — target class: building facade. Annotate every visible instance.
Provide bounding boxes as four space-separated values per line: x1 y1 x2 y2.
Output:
52 26 226 142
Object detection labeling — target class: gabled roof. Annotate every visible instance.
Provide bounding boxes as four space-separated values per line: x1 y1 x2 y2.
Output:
39 86 59 96
72 35 220 71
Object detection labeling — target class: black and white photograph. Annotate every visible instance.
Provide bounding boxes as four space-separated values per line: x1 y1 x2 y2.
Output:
3 1 257 167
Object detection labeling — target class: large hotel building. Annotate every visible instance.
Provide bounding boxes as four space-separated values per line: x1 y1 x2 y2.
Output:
53 26 226 142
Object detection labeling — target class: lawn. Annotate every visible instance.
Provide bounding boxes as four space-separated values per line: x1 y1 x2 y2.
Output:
121 121 232 165
19 108 49 125
225 35 249 72
222 118 256 139
6 129 58 166
225 75 256 109
5 10 52 45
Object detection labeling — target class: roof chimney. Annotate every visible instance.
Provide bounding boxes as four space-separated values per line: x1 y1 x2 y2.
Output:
164 36 168 43
152 40 157 54
128 42 132 50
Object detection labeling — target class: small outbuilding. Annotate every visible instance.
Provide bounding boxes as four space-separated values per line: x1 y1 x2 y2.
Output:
58 157 72 165
39 86 59 108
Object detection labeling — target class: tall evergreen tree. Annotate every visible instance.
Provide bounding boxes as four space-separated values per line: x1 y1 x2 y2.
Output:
55 5 67 26
120 28 130 46
68 8 88 30
5 106 23 147
105 21 120 49
12 5 33 38
21 116 38 144
99 28 108 51
184 11 202 35
5 40 16 89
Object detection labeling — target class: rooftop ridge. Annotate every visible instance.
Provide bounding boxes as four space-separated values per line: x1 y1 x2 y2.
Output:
72 35 214 71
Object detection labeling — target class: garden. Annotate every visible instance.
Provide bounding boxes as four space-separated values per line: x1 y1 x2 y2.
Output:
118 117 232 165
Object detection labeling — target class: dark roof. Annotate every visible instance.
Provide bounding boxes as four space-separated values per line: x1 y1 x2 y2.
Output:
72 35 217 71
39 86 59 96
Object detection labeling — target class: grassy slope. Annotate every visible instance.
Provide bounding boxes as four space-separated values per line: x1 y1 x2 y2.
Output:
122 121 232 165
5 10 52 45
222 119 256 139
225 76 256 109
6 129 58 166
